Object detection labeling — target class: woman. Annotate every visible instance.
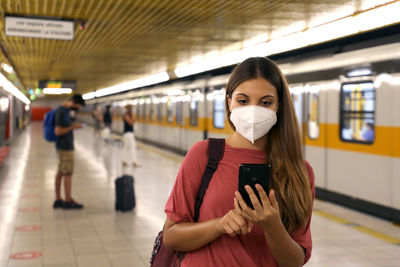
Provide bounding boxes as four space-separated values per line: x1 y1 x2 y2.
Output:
92 104 102 136
122 105 140 167
163 57 315 266
101 105 112 140
103 105 112 128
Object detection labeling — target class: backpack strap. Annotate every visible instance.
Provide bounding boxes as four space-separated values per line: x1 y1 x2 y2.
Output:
193 138 225 222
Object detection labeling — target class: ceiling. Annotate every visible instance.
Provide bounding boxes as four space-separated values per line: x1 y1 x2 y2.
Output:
0 0 391 96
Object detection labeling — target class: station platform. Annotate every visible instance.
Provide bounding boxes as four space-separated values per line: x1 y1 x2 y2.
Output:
0 123 399 267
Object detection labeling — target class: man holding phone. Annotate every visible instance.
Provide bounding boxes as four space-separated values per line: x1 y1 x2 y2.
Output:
52 94 85 209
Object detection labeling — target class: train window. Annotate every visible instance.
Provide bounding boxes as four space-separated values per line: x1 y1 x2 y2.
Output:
141 103 146 121
291 86 304 127
213 94 225 129
0 97 9 112
176 101 183 125
157 103 163 122
340 81 375 144
189 98 198 126
135 104 140 119
307 88 319 139
149 103 154 122
167 100 174 123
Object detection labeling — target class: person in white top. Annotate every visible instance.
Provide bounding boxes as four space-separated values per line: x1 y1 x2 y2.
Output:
122 105 140 167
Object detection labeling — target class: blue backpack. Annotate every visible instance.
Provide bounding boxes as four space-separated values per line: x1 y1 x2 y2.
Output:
43 110 56 142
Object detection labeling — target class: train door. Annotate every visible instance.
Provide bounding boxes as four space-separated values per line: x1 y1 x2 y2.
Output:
209 86 227 139
183 88 203 151
290 85 306 154
204 75 230 139
0 91 9 145
389 76 400 210
175 97 184 152
204 86 211 139
140 99 148 138
147 98 156 142
304 84 327 188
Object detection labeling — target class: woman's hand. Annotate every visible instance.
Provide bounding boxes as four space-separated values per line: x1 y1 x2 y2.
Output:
217 209 254 237
234 185 281 231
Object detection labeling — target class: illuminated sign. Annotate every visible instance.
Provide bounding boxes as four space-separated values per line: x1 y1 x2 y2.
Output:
38 80 76 90
5 15 74 40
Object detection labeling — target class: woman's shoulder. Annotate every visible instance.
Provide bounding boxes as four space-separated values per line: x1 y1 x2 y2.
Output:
187 140 208 157
304 160 312 170
180 140 209 170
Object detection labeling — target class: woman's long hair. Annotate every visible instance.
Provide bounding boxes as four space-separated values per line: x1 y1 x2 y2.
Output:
225 57 312 233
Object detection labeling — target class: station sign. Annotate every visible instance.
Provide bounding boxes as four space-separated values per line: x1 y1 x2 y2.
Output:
5 15 74 40
38 80 76 90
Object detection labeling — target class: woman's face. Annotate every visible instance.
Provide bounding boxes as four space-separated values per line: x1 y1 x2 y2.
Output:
228 77 279 112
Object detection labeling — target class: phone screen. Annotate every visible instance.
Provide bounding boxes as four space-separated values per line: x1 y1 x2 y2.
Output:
238 163 271 209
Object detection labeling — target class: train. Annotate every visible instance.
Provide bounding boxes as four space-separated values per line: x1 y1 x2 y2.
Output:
79 39 400 223
0 76 30 146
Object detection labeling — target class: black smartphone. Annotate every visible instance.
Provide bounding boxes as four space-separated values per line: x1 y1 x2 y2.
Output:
238 163 271 209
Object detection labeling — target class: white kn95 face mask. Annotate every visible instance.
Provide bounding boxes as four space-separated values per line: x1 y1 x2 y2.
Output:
230 105 277 144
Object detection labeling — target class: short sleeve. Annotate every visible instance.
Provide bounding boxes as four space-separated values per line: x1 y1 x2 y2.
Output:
165 140 208 223
55 108 68 127
290 161 315 264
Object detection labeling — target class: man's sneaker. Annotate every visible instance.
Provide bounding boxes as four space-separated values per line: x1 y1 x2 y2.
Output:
63 199 84 209
53 200 64 209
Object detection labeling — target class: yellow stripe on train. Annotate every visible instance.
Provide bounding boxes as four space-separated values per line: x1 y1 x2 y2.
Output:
305 123 400 158
80 112 400 158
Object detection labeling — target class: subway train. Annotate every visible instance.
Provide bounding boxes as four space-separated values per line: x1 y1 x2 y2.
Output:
0 84 29 146
80 40 400 223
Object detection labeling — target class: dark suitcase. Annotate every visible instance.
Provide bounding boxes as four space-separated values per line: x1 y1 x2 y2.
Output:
115 175 136 211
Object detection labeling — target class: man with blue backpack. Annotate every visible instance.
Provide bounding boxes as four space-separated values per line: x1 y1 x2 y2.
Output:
46 94 86 209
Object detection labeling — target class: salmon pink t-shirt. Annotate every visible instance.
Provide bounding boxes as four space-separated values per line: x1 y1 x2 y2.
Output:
165 140 315 267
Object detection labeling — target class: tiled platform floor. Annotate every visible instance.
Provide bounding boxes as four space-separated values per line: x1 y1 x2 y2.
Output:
0 123 399 267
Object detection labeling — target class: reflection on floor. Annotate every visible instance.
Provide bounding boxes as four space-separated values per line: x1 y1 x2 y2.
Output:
0 123 399 267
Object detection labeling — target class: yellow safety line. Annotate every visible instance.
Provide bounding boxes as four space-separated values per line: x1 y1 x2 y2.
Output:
138 140 400 245
352 226 400 244
314 210 400 245
313 210 352 225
